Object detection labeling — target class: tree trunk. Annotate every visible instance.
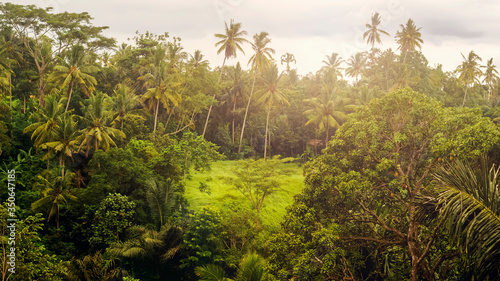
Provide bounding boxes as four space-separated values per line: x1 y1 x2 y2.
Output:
239 64 258 153
462 85 469 107
65 79 75 112
264 104 271 160
154 98 160 131
232 99 236 145
202 57 226 137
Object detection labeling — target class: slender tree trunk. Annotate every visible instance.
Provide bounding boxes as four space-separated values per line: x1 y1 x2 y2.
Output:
154 99 160 131
202 57 226 137
65 79 75 112
239 64 258 153
264 104 271 160
9 74 12 138
23 96 26 114
232 99 236 145
325 125 330 147
462 85 469 107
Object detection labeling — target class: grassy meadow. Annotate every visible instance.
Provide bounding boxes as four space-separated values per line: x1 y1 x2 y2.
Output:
184 160 305 230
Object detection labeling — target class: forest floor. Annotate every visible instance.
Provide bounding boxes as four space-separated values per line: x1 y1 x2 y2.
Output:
184 160 305 230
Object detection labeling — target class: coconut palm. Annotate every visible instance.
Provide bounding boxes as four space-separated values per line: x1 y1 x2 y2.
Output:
227 62 247 144
363 12 390 50
31 168 77 229
345 52 366 84
139 45 182 131
48 44 99 112
195 252 265 281
395 18 423 63
40 114 79 178
455 51 482 107
280 52 296 74
482 58 499 100
23 94 67 150
203 19 249 137
109 84 141 131
433 157 500 279
303 86 347 145
76 92 125 157
190 50 209 68
145 179 176 228
239 32 275 153
257 64 289 159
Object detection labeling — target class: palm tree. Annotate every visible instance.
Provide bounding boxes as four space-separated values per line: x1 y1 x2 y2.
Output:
482 58 499 100
76 92 125 157
195 252 265 281
190 50 209 68
363 12 390 50
139 45 182 132
239 32 275 153
433 157 500 279
455 51 482 107
228 62 247 144
345 52 366 84
40 114 79 179
203 19 249 137
145 179 176 228
257 64 289 159
303 86 347 145
109 84 141 131
31 168 77 229
322 52 344 79
395 18 423 63
48 45 99 112
280 52 296 74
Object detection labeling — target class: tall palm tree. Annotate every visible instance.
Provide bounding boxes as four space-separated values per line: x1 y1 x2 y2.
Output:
482 58 499 100
48 45 99 112
303 86 347 145
228 62 247 144
280 52 296 74
433 157 500 279
257 64 289 159
31 168 77 229
41 114 79 179
238 32 275 153
139 45 182 132
455 51 482 107
345 52 366 84
109 84 141 131
322 52 344 79
190 50 210 68
203 19 249 137
363 12 390 50
23 94 67 150
76 92 125 157
395 18 424 63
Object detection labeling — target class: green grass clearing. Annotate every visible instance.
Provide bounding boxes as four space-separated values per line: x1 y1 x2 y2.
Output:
184 160 305 230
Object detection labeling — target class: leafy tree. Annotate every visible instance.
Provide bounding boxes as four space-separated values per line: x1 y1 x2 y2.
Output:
109 83 142 131
239 32 274 153
145 179 177 228
180 206 226 277
65 252 121 281
232 156 289 215
90 193 136 247
267 88 500 280
168 131 224 180
395 18 424 63
455 50 482 107
363 12 390 50
433 157 500 279
195 252 266 281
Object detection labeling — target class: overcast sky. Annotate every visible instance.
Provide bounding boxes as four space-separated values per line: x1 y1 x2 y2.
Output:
11 0 500 76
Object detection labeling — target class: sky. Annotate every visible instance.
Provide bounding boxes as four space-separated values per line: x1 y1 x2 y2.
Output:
10 0 500 76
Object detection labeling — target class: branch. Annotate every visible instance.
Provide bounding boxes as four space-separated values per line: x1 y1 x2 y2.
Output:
356 199 406 239
431 251 460 274
341 236 405 245
164 122 194 136
416 221 441 267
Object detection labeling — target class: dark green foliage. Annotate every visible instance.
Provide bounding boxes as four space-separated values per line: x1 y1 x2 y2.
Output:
90 193 136 248
180 206 226 277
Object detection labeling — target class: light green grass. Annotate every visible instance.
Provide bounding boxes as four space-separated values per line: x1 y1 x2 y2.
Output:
184 160 305 230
